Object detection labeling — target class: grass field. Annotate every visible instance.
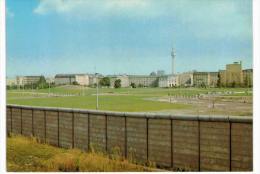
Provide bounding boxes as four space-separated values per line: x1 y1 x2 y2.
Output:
7 86 253 115
7 135 154 172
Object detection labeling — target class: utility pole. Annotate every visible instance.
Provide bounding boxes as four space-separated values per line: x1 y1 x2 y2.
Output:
171 47 176 75
48 80 50 95
95 66 99 110
96 77 99 110
22 79 24 94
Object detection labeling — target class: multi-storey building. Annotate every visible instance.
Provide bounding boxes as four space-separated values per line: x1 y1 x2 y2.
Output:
243 69 253 87
16 76 42 86
178 72 194 87
7 78 16 86
109 75 129 88
208 72 219 87
158 75 179 87
128 75 158 87
193 72 218 87
225 62 243 87
55 74 89 86
219 62 244 87
219 70 226 87
193 72 208 87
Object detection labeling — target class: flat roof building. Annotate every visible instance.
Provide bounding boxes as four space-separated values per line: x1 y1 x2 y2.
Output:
193 72 218 87
7 78 16 86
219 62 244 87
16 76 42 86
55 74 89 86
243 69 253 87
109 75 129 88
158 74 179 87
128 75 158 87
178 72 194 87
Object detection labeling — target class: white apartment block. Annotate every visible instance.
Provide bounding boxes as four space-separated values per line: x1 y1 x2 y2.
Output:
159 75 179 87
55 74 89 86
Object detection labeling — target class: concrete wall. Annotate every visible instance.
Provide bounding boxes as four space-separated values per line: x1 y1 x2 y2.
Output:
6 105 253 171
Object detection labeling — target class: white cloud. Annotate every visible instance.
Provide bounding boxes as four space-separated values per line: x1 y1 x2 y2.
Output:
33 0 252 40
33 0 152 17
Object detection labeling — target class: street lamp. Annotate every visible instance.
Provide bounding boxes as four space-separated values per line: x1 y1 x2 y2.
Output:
45 78 51 96
95 73 99 110
48 80 50 95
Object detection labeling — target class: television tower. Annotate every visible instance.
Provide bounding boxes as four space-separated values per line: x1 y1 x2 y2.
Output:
171 48 176 75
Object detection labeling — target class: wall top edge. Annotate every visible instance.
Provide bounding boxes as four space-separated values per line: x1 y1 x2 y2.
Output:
6 104 252 123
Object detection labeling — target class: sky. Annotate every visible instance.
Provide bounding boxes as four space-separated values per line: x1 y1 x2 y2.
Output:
6 0 253 77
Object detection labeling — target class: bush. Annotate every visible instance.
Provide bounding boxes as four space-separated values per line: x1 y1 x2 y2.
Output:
99 77 110 87
114 79 121 88
130 83 136 88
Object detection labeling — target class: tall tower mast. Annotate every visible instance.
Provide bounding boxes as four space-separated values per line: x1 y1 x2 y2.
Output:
171 48 176 75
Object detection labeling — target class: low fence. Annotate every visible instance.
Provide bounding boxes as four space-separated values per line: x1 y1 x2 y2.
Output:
6 104 253 171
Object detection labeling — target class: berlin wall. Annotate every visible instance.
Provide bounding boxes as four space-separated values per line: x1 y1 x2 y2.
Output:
6 104 253 171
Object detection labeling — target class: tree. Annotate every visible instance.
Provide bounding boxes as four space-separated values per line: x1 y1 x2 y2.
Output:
130 82 136 88
99 77 110 87
138 84 144 88
217 72 221 88
72 81 79 85
231 81 236 88
200 82 206 88
36 76 47 89
114 79 121 88
150 71 156 76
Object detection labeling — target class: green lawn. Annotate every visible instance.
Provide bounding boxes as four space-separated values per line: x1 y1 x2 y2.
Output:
7 86 252 112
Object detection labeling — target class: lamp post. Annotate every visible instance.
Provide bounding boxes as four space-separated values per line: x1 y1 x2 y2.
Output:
96 73 99 110
48 81 50 95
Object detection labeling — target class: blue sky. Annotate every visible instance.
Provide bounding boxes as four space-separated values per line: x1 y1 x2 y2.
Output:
6 0 252 77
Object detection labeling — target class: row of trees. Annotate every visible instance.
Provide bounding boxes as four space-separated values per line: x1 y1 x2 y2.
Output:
98 78 157 88
98 77 122 88
7 76 54 90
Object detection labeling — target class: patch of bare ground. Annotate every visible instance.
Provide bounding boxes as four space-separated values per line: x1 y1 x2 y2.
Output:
147 95 252 116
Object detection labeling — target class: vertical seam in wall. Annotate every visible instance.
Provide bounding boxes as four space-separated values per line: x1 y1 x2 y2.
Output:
171 119 173 169
198 120 200 171
146 117 149 163
44 110 46 143
88 113 90 152
32 109 34 136
230 122 232 171
57 111 60 147
72 112 75 148
125 115 127 159
20 108 23 135
105 114 108 153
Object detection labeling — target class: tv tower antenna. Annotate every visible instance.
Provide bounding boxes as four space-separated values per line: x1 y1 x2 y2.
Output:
171 47 176 75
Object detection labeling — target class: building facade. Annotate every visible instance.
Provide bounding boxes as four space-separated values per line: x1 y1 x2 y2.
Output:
225 62 243 87
109 75 129 88
193 72 218 87
178 72 194 87
55 74 89 86
7 78 16 86
16 76 42 86
193 72 208 87
158 75 179 87
208 72 219 87
243 69 253 87
128 75 158 87
219 62 244 87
